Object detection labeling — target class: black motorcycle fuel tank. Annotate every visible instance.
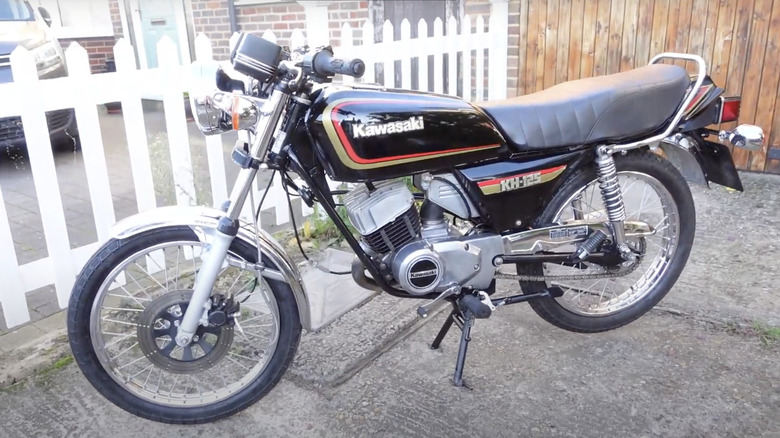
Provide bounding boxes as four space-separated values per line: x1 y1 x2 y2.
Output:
305 86 509 182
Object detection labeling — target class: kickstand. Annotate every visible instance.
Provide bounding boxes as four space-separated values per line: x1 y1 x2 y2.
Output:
429 302 475 389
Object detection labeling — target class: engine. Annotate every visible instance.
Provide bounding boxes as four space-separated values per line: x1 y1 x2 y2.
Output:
344 178 504 296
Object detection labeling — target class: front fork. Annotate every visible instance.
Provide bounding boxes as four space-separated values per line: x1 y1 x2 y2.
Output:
594 146 634 259
175 89 290 347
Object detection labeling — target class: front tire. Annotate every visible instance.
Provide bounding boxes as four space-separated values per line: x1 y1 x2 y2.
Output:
67 226 301 424
518 151 695 333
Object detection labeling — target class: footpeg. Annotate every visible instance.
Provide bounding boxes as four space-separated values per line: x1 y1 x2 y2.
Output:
571 229 608 260
459 294 492 319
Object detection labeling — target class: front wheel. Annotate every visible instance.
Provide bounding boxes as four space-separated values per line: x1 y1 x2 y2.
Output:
67 225 301 424
518 151 695 333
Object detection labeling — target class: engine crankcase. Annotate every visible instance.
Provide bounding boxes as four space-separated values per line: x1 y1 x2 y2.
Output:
391 234 503 295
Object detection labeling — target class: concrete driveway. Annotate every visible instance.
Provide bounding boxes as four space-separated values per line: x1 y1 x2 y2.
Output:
0 170 777 437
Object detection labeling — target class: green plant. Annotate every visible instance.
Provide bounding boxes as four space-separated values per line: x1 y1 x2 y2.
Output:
752 321 780 346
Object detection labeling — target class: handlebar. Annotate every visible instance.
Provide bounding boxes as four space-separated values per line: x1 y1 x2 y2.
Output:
310 47 365 79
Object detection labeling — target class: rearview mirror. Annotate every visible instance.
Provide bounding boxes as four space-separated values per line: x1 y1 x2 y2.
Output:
38 7 53 27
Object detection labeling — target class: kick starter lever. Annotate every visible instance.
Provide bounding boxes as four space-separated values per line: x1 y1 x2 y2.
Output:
417 285 460 318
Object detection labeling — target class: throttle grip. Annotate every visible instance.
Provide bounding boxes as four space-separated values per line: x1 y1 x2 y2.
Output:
312 47 365 78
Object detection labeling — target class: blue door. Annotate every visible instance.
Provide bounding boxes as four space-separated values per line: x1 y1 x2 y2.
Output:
138 0 180 68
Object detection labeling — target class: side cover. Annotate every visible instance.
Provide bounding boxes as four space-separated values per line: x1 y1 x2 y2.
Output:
306 86 508 182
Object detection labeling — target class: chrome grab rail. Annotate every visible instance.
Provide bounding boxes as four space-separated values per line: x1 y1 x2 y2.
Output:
607 52 707 153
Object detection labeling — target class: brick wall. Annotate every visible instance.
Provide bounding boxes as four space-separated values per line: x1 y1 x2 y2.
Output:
191 0 370 60
59 37 116 74
109 0 123 40
465 0 520 98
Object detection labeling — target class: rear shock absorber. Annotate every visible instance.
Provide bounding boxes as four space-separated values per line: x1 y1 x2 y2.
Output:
594 147 634 259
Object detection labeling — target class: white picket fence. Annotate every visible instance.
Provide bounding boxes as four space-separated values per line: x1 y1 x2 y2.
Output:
0 15 507 329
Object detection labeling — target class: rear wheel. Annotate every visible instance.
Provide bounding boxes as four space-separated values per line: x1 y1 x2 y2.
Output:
518 151 695 333
68 226 301 423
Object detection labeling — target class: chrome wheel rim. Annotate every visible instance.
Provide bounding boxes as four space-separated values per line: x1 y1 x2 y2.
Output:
545 171 680 316
89 240 280 407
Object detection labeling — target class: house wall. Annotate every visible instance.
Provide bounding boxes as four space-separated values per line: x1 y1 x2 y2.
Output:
190 1 368 60
58 37 117 73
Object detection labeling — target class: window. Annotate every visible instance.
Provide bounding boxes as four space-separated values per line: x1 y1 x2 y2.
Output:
29 0 113 38
0 0 34 21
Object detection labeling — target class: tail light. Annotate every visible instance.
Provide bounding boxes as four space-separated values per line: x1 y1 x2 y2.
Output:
718 96 741 123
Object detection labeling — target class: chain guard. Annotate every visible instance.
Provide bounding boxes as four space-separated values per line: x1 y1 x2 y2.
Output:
496 255 642 283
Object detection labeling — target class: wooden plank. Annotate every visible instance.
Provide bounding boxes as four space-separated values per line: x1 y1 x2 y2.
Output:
432 18 444 94
400 19 412 90
606 0 625 74
555 0 571 84
475 16 484 100
752 1 780 172
593 0 611 77
192 35 228 207
534 0 548 92
383 20 395 89
524 0 539 92
738 0 772 170
567 0 585 80
446 16 458 96
543 0 559 89
65 43 116 242
701 0 720 70
159 37 197 207
461 15 471 100
686 0 709 58
672 0 694 67
709 0 737 92
0 187 30 327
633 0 654 67
620 0 639 72
649 0 669 60
722 0 755 167
341 23 355 85
10 47 74 308
418 19 430 92
579 0 598 78
362 21 376 84
516 0 529 94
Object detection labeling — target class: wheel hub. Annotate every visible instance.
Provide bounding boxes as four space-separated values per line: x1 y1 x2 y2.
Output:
137 291 233 374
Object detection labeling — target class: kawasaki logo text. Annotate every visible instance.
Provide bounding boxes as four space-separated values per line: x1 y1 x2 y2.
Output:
352 116 424 138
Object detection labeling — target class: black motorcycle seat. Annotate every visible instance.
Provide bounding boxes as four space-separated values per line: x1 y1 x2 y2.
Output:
479 64 690 150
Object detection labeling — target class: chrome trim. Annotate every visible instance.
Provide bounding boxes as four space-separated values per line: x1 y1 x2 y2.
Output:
110 206 313 331
607 52 707 154
719 124 764 151
502 220 653 255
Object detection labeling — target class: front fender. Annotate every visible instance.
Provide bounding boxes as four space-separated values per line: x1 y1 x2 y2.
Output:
111 206 313 331
658 135 743 191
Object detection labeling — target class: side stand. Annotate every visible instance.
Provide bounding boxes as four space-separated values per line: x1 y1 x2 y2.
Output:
430 304 476 389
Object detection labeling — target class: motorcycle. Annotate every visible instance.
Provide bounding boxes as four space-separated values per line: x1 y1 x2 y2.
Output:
67 32 764 423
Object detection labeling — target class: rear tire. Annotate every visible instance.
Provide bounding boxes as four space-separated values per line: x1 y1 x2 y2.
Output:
518 151 695 333
68 226 301 423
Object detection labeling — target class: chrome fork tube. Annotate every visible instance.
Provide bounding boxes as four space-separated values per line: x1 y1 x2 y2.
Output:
175 89 290 347
594 146 632 258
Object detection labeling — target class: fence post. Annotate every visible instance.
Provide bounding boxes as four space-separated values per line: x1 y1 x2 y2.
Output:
417 19 429 92
10 46 74 308
298 1 332 47
475 15 486 101
400 19 412 90
158 36 197 206
433 18 444 94
194 34 229 207
340 23 354 85
382 20 395 88
66 43 117 242
115 38 157 213
362 21 375 83
447 16 458 96
488 0 509 100
0 187 30 327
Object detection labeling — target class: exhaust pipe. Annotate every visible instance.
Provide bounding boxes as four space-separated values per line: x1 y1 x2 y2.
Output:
351 257 383 292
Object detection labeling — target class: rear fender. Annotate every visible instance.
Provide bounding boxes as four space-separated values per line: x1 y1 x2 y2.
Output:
110 206 313 331
658 135 743 191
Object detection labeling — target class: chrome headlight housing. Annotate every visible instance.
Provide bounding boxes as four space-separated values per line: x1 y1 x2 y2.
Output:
191 92 262 136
